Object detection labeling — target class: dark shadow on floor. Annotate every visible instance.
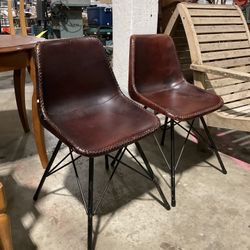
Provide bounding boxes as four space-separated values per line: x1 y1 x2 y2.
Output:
208 127 250 164
0 110 62 164
0 110 36 163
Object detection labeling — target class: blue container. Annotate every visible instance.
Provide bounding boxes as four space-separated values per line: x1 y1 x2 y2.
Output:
87 6 112 27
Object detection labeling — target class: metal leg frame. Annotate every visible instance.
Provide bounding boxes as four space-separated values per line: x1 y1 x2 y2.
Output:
88 158 94 250
108 143 170 209
110 148 123 167
33 141 170 250
105 155 109 170
154 119 195 207
199 117 227 174
70 149 87 212
135 142 170 209
157 116 227 207
170 120 176 207
33 140 62 201
160 116 169 146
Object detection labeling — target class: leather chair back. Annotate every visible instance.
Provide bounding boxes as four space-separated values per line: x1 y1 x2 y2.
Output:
129 34 184 98
35 38 120 120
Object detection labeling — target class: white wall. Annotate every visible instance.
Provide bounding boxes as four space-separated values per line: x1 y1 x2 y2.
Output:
112 0 159 93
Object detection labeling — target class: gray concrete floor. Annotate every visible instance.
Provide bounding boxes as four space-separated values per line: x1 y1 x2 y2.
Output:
0 71 249 250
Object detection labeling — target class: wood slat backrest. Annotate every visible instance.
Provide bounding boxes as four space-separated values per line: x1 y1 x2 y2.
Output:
166 3 250 108
165 3 250 130
171 17 193 81
7 0 27 36
165 7 193 81
187 4 250 108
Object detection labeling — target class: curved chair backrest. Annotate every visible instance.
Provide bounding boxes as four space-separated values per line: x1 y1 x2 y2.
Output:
34 37 120 122
8 0 27 36
129 34 184 97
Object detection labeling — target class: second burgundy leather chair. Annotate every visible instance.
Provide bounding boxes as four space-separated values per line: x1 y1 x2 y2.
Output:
129 34 227 207
33 37 169 250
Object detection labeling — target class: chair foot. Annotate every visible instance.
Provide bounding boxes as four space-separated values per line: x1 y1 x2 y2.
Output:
222 169 227 175
170 174 176 208
88 214 93 250
171 199 176 207
33 141 62 201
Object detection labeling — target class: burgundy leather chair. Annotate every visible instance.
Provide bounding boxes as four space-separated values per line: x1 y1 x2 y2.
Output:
32 37 169 250
129 34 227 207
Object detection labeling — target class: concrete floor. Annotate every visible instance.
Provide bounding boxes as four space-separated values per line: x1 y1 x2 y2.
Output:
0 71 249 250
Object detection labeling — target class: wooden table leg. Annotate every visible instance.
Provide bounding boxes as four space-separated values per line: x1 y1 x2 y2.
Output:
29 57 48 168
13 68 30 133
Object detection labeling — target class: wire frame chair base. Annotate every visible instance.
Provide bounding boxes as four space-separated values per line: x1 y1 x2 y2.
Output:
155 116 227 207
33 140 170 250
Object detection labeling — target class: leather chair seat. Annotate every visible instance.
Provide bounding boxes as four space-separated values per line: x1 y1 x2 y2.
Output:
138 80 223 121
45 94 159 157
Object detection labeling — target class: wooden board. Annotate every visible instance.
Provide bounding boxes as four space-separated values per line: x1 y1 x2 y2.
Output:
222 90 250 103
206 57 250 68
197 33 247 42
200 41 250 52
186 3 236 9
214 82 250 95
192 17 242 25
195 25 246 34
189 9 240 17
202 48 250 61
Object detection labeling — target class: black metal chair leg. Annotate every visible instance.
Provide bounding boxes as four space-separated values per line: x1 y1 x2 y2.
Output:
33 140 62 201
135 142 170 210
200 117 227 174
105 155 109 170
111 148 122 167
160 116 168 146
88 157 94 250
170 119 176 207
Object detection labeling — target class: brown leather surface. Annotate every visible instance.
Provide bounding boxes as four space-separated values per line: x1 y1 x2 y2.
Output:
34 37 160 156
0 35 44 53
129 34 223 121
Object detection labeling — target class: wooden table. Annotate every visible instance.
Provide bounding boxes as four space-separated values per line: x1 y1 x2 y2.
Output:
0 35 48 168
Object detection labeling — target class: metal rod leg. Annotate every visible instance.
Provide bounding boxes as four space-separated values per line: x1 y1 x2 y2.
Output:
70 150 87 212
161 116 168 146
135 142 170 210
88 157 94 250
105 155 109 170
111 148 122 167
33 140 62 201
200 117 227 174
170 120 176 207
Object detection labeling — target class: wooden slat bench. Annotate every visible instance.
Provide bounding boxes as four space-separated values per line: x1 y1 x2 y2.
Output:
165 3 250 132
